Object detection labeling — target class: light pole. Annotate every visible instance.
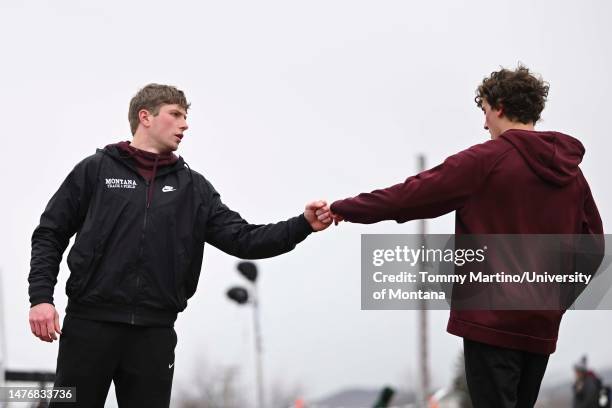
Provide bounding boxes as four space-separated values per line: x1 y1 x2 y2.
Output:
417 154 430 408
226 261 265 408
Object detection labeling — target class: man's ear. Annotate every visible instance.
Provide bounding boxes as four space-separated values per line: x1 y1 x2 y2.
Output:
138 109 152 128
495 104 505 118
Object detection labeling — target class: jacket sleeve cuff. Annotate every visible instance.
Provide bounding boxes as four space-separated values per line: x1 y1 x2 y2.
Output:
297 213 315 235
330 201 342 214
30 297 54 308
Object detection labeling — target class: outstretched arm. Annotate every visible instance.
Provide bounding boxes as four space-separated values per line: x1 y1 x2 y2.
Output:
204 191 332 259
330 146 487 225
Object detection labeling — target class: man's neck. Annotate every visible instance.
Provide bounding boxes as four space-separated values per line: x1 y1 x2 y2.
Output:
131 133 164 154
499 121 535 135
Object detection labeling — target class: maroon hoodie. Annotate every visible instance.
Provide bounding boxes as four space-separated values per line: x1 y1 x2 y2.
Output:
331 129 603 354
109 141 178 207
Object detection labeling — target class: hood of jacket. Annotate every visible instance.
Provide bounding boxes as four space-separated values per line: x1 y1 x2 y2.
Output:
500 129 585 187
105 141 179 173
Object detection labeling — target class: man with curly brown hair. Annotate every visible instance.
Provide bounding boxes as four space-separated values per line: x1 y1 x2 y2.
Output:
329 65 603 407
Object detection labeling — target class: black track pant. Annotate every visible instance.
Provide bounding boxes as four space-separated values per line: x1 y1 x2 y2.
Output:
463 339 550 408
49 315 177 408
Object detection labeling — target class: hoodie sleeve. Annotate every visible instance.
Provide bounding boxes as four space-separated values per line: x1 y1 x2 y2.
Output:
579 177 605 275
559 175 605 309
28 155 98 307
582 182 603 235
331 144 497 224
203 187 313 259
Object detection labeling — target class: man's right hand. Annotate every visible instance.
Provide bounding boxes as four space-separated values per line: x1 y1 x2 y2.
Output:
29 303 61 343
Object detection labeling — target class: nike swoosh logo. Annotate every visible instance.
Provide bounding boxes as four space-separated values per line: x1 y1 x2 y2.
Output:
169 363 175 369
162 186 176 193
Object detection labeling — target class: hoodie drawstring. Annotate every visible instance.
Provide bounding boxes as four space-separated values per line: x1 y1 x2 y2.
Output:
147 156 159 208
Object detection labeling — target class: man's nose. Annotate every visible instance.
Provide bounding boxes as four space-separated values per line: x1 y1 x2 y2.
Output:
181 121 189 131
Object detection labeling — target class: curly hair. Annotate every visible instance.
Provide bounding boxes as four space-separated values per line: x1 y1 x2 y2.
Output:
128 84 190 135
475 65 549 124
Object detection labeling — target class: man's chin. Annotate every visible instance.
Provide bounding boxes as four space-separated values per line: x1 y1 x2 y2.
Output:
166 143 179 152
157 145 178 154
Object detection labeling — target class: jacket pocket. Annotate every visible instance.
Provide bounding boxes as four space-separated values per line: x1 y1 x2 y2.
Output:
173 242 191 309
67 242 106 299
66 232 96 297
70 198 132 302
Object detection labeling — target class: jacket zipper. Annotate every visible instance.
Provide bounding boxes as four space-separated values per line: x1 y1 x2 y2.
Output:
132 179 150 325
102 151 183 324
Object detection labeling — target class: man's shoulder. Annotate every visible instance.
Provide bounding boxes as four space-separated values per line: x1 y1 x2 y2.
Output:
456 137 515 164
181 165 217 196
71 150 106 173
184 166 207 184
467 137 514 155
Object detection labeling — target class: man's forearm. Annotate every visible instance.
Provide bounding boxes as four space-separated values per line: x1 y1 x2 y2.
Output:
29 224 69 306
207 213 313 259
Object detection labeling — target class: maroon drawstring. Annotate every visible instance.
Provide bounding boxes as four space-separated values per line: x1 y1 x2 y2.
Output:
147 156 159 208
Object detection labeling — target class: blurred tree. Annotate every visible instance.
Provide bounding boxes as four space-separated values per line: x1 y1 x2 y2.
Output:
177 362 246 408
267 378 304 408
176 359 304 408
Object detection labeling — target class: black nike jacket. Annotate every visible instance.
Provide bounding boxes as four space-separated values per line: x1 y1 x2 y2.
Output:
29 145 313 326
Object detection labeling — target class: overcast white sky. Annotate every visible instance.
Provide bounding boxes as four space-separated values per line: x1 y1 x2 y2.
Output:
1 0 611 406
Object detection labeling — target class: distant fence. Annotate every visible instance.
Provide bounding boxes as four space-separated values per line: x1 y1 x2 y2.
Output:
5 371 55 383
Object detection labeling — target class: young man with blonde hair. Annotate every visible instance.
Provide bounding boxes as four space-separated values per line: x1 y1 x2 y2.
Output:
29 84 333 407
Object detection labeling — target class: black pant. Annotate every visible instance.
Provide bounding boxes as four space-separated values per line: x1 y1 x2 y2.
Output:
50 315 177 408
463 339 549 408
